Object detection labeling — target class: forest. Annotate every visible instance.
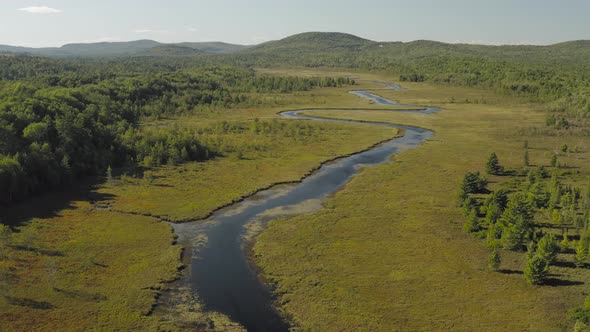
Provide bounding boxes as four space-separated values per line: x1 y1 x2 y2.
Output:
0 56 354 204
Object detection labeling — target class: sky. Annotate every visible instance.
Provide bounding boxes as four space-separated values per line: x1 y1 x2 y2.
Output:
1 0 589 47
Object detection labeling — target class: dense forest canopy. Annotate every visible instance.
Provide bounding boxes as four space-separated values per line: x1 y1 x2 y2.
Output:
0 57 354 204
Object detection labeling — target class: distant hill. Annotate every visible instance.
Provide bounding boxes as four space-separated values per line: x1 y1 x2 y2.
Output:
0 40 249 57
175 42 251 54
248 32 377 53
135 44 204 57
242 32 590 68
0 32 589 65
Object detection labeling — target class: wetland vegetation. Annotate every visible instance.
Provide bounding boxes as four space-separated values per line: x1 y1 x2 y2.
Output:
2 31 590 331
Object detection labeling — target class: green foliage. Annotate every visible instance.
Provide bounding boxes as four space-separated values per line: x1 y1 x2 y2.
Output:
561 144 569 153
549 173 562 210
528 180 550 209
463 209 481 233
536 234 559 264
524 255 550 285
459 171 487 200
485 202 503 225
488 248 501 271
561 235 570 252
462 196 478 216
571 296 590 326
550 154 558 167
575 238 589 268
486 152 502 175
501 192 535 226
500 193 535 250
0 61 354 205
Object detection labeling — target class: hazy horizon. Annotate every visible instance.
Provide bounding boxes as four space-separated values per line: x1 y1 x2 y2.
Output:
2 31 589 49
1 0 589 48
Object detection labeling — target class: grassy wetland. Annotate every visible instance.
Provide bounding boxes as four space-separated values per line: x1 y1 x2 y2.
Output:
0 70 399 331
255 77 590 331
2 31 590 332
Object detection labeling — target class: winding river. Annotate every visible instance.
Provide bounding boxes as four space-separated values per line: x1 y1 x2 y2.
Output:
169 83 438 331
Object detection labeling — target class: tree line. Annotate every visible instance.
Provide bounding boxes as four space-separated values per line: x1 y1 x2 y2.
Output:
0 58 354 204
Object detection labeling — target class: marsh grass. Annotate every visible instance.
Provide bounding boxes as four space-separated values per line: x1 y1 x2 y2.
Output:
254 75 590 331
0 79 398 330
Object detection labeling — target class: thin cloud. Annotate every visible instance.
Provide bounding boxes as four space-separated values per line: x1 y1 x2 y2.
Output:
18 6 63 14
187 27 199 32
134 29 153 33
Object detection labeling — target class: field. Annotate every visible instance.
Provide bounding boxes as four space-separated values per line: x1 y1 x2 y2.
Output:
254 77 590 331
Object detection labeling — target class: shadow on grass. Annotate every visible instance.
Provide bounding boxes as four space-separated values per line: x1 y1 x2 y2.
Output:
552 260 577 269
499 269 523 275
6 296 55 310
544 278 584 287
0 176 116 229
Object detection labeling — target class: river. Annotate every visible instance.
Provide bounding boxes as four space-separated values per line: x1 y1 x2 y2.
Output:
169 83 438 331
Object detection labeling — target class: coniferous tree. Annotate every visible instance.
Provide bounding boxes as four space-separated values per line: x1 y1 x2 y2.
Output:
488 248 501 271
536 234 559 264
486 152 502 175
524 255 550 285
463 209 481 233
575 238 589 268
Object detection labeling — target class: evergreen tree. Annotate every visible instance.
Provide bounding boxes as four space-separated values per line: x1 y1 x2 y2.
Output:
501 216 529 251
486 152 502 175
528 182 549 209
488 248 501 271
459 172 487 203
561 235 570 253
549 175 562 210
536 234 559 264
463 209 481 233
524 255 550 285
485 202 502 225
500 193 535 251
575 238 589 268
462 196 478 216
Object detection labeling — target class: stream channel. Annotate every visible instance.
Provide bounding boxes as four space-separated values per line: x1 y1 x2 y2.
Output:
169 82 438 331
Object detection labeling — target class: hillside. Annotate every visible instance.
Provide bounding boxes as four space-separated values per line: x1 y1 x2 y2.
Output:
0 40 248 57
243 32 590 67
248 32 377 53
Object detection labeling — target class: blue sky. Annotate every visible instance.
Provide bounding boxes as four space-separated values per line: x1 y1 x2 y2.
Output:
1 0 589 47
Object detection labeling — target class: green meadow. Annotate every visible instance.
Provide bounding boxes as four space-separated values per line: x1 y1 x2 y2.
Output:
254 77 590 331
